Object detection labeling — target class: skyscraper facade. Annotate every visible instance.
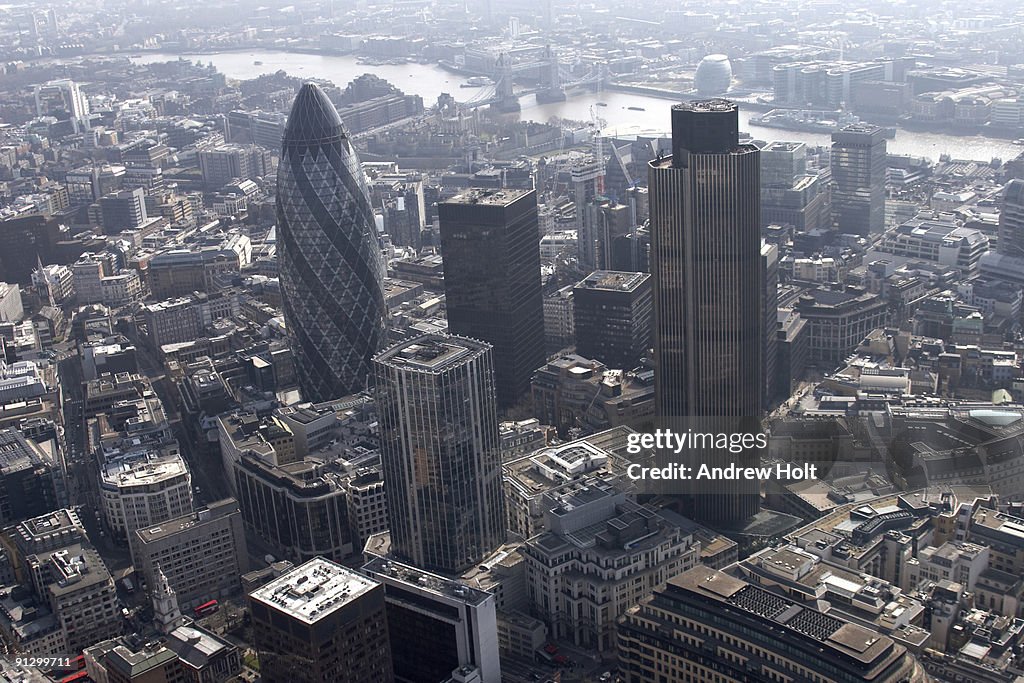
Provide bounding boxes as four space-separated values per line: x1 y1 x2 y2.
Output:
438 188 545 407
997 179 1024 258
573 270 652 370
374 334 506 574
831 123 887 235
276 83 388 403
649 100 762 523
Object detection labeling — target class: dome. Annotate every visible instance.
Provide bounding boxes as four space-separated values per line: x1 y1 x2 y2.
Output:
695 54 733 96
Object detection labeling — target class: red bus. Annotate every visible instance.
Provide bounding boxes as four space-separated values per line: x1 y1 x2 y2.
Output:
194 599 219 617
60 672 89 683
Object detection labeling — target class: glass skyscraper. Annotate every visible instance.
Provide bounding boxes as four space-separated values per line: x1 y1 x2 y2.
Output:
649 99 762 523
374 334 506 574
276 82 388 403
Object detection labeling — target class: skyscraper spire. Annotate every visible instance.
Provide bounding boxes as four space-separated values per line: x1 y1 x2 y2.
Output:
276 82 388 403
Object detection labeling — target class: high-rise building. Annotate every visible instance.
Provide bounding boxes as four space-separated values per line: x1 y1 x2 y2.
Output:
35 79 90 133
572 158 605 272
572 271 652 370
981 179 1024 284
618 565 929 683
997 179 1024 258
248 557 393 683
374 334 506 574
438 188 545 407
648 100 762 523
831 123 887 235
276 83 388 403
762 241 780 408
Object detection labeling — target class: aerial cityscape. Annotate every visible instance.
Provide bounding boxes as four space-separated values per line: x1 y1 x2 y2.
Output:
0 0 1023 682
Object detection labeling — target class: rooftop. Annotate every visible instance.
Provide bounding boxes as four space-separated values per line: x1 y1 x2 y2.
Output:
362 552 492 606
444 188 532 206
375 334 488 372
576 270 649 293
248 557 378 624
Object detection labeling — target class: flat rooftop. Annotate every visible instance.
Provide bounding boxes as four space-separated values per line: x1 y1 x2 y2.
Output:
249 557 378 623
444 188 532 206
576 271 649 293
375 334 487 372
362 553 491 606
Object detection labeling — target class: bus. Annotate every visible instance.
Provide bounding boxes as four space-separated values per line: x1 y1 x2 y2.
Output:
194 599 219 617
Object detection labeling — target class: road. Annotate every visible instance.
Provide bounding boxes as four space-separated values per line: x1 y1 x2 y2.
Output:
130 332 231 506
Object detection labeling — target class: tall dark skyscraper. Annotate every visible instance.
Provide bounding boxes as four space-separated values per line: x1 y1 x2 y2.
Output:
573 270 652 370
276 83 388 403
374 334 506 574
830 123 887 236
649 99 762 523
438 188 545 407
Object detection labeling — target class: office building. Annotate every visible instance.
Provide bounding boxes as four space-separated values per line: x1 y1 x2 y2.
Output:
438 188 545 407
374 335 505 574
997 179 1024 258
34 79 90 132
276 83 388 403
0 428 57 525
763 241 779 407
617 565 928 683
572 157 605 272
522 488 699 652
99 451 193 543
197 144 272 189
831 124 887 236
531 355 654 437
981 179 1024 284
99 188 148 234
248 558 393 683
648 100 762 522
363 549 501 683
542 284 575 353
12 510 122 654
794 287 888 366
760 141 830 232
573 271 652 370
133 499 248 611
143 298 203 349
85 640 184 683
233 456 354 563
0 215 62 284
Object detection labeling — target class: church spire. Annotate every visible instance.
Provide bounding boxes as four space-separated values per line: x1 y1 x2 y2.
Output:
152 564 184 634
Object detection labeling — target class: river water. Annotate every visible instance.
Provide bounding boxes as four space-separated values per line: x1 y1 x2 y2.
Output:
133 50 1023 163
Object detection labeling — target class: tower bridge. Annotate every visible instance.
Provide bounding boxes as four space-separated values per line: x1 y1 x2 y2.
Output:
459 47 606 113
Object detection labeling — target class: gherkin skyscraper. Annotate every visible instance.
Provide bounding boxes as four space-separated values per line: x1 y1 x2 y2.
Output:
277 83 388 403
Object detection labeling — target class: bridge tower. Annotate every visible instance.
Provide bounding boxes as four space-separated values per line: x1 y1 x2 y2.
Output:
536 44 567 104
491 52 521 113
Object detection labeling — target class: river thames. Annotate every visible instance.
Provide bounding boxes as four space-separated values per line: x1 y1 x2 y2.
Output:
133 50 1023 163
